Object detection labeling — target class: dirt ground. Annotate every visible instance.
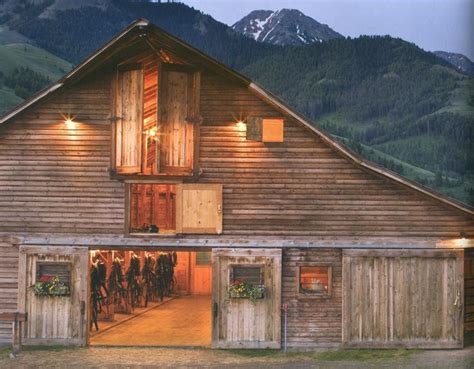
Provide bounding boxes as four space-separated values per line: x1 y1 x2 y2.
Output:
0 345 473 369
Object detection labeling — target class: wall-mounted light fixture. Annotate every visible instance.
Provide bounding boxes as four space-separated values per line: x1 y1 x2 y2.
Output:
236 120 246 130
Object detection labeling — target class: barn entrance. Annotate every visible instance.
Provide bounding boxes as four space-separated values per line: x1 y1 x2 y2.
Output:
88 249 212 346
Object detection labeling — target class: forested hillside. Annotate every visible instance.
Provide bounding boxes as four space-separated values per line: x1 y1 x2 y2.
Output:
0 0 473 205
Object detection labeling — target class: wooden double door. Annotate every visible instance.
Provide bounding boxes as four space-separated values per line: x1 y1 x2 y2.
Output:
211 248 282 349
342 249 464 348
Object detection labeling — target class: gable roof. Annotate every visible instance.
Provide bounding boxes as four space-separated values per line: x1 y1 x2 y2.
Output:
0 19 472 217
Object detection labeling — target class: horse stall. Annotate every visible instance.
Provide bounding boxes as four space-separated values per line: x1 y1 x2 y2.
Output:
88 249 212 346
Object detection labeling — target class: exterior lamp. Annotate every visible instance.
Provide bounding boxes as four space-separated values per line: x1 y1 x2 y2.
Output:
236 120 246 130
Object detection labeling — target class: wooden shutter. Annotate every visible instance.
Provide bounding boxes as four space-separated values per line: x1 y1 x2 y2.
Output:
115 65 144 173
159 67 199 173
176 184 223 234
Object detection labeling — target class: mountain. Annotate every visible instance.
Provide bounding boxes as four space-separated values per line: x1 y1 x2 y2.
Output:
232 9 343 45
0 1 472 205
433 51 474 77
0 43 72 112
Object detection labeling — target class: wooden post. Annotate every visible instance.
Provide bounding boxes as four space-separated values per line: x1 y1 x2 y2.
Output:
0 312 27 355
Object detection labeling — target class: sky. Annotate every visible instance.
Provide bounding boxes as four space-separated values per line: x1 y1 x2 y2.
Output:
178 0 474 60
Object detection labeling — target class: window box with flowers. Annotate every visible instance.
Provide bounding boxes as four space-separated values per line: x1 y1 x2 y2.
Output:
31 275 71 297
228 280 265 304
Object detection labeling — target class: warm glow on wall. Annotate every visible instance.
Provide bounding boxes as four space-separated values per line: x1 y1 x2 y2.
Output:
236 120 246 130
62 114 77 129
65 119 75 128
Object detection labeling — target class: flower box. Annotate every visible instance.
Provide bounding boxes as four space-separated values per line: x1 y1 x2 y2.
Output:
31 276 71 297
228 281 265 304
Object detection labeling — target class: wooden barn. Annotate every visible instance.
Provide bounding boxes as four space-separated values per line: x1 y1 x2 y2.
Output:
0 19 473 350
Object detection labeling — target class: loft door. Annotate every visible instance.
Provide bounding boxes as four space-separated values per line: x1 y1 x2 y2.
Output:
211 248 281 349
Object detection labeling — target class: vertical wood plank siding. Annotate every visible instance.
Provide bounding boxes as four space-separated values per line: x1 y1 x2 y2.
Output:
342 250 464 348
0 67 471 236
0 237 19 343
282 249 342 348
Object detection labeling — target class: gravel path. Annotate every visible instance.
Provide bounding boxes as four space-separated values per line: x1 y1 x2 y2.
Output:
1 345 473 369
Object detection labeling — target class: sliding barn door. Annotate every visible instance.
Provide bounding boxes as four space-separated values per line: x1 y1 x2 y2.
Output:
342 249 464 348
18 246 89 346
211 248 281 349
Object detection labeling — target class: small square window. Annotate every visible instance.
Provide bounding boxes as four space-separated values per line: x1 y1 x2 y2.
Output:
36 262 71 289
129 184 176 234
262 119 284 142
299 266 331 296
196 252 211 266
231 265 263 286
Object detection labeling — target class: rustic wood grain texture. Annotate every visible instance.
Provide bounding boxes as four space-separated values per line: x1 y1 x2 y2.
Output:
0 63 472 236
342 249 464 348
23 249 88 345
282 249 342 348
212 248 281 349
464 249 474 331
0 237 19 343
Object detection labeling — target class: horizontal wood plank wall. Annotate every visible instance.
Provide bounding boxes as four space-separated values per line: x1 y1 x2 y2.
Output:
199 72 473 237
0 237 19 343
465 249 474 331
282 249 342 348
0 65 471 237
0 73 125 234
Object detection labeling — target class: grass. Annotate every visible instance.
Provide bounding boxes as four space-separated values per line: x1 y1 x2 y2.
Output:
0 43 73 115
227 348 417 362
314 348 416 362
0 43 72 79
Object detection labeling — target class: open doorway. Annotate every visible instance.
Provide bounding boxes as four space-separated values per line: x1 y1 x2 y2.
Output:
89 249 212 346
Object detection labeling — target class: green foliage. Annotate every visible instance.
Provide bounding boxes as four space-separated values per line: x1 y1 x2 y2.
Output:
2 66 51 98
2 1 473 205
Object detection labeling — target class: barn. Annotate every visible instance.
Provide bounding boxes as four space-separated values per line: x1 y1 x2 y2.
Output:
0 19 473 350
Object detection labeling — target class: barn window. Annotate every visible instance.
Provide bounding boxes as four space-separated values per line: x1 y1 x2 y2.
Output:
298 265 332 297
246 117 284 142
113 61 200 176
36 263 71 289
129 184 177 234
231 265 264 286
128 183 222 235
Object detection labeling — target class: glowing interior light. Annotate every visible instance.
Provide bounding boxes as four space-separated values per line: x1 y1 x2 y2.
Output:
148 127 157 137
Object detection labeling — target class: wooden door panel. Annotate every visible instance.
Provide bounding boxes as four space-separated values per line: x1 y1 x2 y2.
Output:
159 69 194 172
19 247 89 346
212 248 281 349
115 66 144 173
342 249 464 348
176 184 223 234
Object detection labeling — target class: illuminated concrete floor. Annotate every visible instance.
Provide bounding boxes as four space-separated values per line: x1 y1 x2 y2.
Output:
91 295 212 346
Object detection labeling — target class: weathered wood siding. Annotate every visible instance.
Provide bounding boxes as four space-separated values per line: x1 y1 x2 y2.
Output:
282 249 342 348
212 248 281 349
0 237 19 343
0 65 472 237
0 73 125 235
22 249 88 344
342 249 464 348
198 73 473 237
465 248 474 331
